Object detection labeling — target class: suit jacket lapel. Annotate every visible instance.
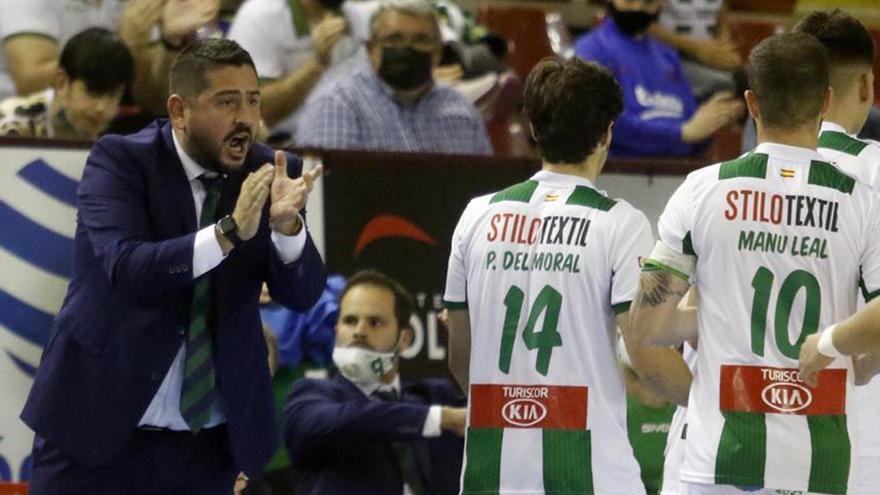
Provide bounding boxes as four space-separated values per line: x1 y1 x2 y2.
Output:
159 123 197 234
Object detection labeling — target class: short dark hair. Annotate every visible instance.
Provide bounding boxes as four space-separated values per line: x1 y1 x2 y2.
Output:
794 10 874 68
746 32 829 130
169 39 256 99
523 57 623 164
59 28 134 95
340 270 415 331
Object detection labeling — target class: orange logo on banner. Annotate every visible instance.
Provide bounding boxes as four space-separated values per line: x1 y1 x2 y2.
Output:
719 365 846 415
469 384 588 430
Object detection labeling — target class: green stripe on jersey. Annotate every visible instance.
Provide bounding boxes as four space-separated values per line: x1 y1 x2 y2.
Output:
543 429 593 494
807 415 850 494
683 231 695 256
715 411 766 488
566 186 617 211
444 299 469 310
808 160 855 194
612 301 631 315
859 278 880 302
819 131 869 156
719 153 768 180
491 180 539 204
462 427 503 494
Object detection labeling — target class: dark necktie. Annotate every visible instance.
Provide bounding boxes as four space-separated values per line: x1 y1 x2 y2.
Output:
372 388 429 495
180 175 223 432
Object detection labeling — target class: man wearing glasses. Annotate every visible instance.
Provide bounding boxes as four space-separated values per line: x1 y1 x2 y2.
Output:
295 0 492 155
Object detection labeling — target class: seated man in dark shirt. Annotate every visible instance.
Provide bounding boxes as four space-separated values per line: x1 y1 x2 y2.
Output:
283 270 467 495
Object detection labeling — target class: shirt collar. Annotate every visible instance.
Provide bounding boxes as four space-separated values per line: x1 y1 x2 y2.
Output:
820 120 849 135
752 142 826 163
531 170 599 189
356 374 401 399
171 129 217 182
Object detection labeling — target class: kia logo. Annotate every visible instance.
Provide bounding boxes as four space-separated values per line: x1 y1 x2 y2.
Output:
761 382 812 413
501 399 547 427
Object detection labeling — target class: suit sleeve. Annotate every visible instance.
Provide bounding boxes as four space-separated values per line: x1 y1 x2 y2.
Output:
282 380 432 461
264 151 327 310
77 137 197 298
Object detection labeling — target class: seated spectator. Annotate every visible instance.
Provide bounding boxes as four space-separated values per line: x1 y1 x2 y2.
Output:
0 28 134 139
295 0 493 154
0 0 219 115
650 0 740 100
575 0 742 156
283 270 467 495
228 0 352 133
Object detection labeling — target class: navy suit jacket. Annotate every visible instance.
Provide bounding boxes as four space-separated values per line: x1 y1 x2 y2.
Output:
283 374 465 495
21 119 326 475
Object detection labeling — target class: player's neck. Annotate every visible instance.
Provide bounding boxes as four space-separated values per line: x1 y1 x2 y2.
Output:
755 122 820 152
542 156 602 184
824 106 864 136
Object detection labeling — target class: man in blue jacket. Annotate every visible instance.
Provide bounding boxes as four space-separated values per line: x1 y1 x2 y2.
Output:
575 0 742 156
22 39 326 494
283 270 467 495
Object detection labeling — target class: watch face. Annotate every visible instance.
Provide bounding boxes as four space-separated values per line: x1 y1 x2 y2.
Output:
218 216 236 235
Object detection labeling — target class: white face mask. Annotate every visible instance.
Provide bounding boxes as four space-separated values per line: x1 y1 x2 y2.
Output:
332 346 398 386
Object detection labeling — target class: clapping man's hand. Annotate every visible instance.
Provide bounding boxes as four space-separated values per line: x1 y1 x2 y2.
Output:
269 151 323 235
228 164 274 248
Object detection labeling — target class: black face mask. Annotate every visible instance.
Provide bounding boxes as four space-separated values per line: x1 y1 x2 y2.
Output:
378 46 433 91
607 2 659 36
316 0 343 11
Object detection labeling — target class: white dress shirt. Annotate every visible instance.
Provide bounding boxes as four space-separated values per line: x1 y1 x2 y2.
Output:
138 131 308 430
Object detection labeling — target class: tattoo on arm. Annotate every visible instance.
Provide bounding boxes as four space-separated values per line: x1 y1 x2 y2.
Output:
635 271 689 310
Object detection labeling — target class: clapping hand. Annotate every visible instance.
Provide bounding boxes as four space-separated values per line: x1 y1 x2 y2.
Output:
161 0 220 44
269 151 323 235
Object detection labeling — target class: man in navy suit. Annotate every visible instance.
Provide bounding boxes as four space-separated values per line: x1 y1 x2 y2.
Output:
21 39 326 494
283 270 467 495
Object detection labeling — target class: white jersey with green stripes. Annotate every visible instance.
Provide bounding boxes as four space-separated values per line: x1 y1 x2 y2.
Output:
653 142 880 495
818 121 880 462
444 170 653 495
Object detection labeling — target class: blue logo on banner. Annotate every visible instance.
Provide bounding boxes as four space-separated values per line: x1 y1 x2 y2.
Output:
0 158 77 377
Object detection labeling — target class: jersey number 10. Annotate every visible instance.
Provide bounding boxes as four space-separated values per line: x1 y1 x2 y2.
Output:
499 285 563 376
750 267 821 359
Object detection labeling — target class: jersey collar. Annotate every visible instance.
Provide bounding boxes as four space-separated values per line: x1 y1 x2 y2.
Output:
531 170 598 189
752 142 826 164
820 120 849 135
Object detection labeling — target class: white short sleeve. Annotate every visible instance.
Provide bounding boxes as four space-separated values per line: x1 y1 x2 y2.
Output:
0 0 58 40
227 0 287 79
657 177 697 257
860 195 880 301
444 201 472 308
610 208 654 314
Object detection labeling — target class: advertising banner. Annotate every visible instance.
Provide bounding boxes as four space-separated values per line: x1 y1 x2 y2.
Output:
0 143 89 481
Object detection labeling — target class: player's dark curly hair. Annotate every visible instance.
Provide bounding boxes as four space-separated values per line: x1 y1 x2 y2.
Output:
523 57 623 164
794 9 874 68
60 28 133 95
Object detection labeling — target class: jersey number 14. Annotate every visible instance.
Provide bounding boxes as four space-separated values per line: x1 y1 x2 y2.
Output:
499 285 563 375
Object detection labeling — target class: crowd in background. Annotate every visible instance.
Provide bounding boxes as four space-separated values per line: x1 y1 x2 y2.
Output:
2 1 880 495
4 0 875 159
